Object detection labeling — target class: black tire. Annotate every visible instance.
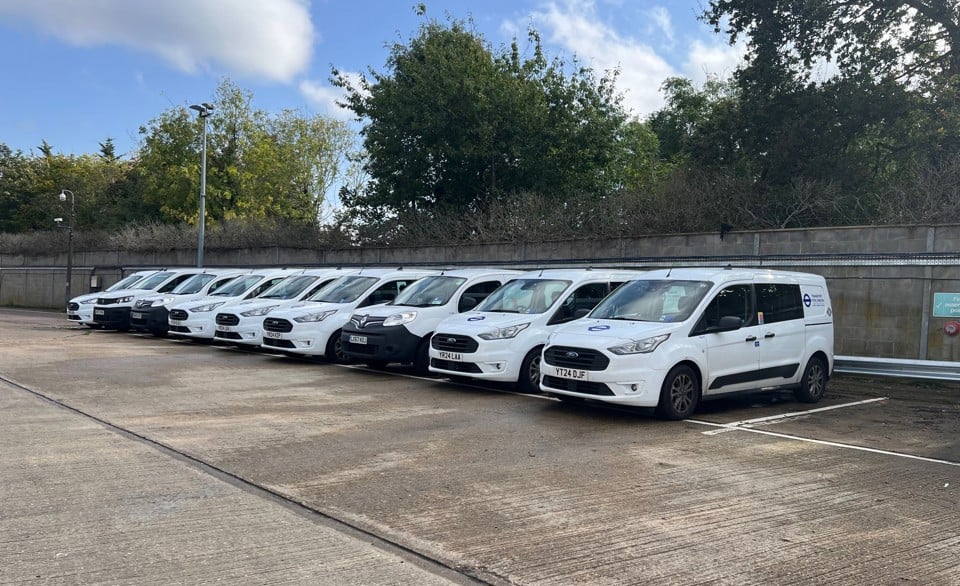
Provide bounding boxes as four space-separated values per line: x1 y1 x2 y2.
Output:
794 355 827 403
656 364 701 420
325 329 350 364
517 346 543 393
413 339 431 375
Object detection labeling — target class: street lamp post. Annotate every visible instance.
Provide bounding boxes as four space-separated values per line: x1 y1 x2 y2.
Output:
189 102 215 267
58 189 75 310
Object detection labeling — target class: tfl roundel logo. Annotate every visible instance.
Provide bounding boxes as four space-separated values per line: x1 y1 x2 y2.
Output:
467 315 485 321
803 293 812 307
588 324 611 331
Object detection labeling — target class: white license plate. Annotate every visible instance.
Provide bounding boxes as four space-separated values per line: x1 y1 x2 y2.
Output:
217 325 235 332
131 311 145 319
169 319 182 326
349 335 367 345
94 309 105 316
437 351 463 361
555 367 589 380
263 331 282 339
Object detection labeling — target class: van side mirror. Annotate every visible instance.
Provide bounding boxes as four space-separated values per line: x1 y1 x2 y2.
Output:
716 315 743 331
458 295 478 312
573 308 590 319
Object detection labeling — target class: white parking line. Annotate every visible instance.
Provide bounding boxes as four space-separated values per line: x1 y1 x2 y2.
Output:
698 397 888 435
686 418 960 467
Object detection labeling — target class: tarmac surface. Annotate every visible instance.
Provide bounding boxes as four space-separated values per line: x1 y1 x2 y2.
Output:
1 308 958 585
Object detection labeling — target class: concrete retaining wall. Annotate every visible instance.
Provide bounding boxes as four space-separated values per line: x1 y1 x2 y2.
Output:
4 224 960 361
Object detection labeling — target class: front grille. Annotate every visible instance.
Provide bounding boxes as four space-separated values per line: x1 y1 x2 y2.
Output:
215 331 242 340
170 325 190 333
169 309 188 320
431 334 479 352
216 313 239 326
431 358 482 374
262 338 295 349
349 314 387 329
263 318 293 333
67 302 79 311
542 376 614 396
543 346 610 370
97 297 121 305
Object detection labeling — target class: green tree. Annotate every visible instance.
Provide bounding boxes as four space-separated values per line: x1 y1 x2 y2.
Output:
332 19 630 218
136 78 356 225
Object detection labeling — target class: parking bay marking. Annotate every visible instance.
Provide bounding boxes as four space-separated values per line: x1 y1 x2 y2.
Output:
697 397 888 435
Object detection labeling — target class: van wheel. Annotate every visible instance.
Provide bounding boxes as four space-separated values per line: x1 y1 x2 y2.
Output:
325 329 350 364
518 346 543 393
794 356 827 403
656 365 700 420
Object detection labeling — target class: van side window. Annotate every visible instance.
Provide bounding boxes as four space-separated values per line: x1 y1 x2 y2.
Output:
756 283 804 323
359 280 410 307
458 280 503 312
692 284 754 333
158 274 193 293
549 282 609 325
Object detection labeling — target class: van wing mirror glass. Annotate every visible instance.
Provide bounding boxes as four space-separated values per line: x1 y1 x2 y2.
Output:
573 308 590 319
458 295 478 312
717 315 743 332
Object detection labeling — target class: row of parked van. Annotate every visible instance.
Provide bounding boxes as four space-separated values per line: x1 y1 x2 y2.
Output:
67 265 835 419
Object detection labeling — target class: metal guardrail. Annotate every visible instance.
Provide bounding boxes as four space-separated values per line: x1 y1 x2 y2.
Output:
834 356 960 382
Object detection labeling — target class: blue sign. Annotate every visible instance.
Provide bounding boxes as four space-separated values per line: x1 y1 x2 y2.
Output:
467 315 485 321
803 293 812 307
933 293 960 317
588 325 610 331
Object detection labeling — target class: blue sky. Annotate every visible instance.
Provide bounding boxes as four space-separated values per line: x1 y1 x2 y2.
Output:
0 0 744 159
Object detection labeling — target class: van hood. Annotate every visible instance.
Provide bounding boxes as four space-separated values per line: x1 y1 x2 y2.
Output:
435 311 537 335
549 318 682 346
351 303 419 319
95 288 153 300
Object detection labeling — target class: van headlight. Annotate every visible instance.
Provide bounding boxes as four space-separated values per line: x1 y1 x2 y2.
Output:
608 334 670 355
190 302 225 313
152 296 176 307
478 322 530 340
80 298 97 305
383 311 417 326
118 295 135 304
293 310 337 323
240 305 278 317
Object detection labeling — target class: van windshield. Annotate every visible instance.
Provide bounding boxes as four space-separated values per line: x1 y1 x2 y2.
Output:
171 273 218 294
392 276 466 307
211 274 263 297
106 273 151 292
476 279 571 314
259 275 319 299
308 276 379 303
589 279 712 322
136 272 177 290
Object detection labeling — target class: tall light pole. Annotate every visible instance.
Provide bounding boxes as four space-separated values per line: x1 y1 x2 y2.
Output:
189 102 215 267
58 189 75 310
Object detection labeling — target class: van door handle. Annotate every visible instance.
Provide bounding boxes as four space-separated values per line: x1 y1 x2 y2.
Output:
745 336 757 342
764 333 776 338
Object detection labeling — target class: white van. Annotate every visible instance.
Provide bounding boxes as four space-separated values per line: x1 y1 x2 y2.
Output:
130 269 248 336
167 268 298 340
428 268 647 392
67 270 158 327
260 268 438 362
92 269 206 331
540 268 834 419
213 268 353 347
339 268 521 372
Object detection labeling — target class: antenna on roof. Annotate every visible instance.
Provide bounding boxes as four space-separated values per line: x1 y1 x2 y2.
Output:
665 266 673 278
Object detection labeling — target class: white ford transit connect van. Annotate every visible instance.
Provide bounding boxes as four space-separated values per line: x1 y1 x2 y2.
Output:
428 268 647 392
540 268 833 419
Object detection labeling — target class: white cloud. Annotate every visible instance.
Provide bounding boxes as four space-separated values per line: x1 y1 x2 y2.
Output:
523 0 678 117
298 77 357 122
647 6 674 46
0 0 313 82
683 39 745 84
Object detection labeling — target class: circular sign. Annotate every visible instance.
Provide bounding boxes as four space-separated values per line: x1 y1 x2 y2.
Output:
803 293 812 307
944 321 960 336
467 315 485 321
588 324 611 331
